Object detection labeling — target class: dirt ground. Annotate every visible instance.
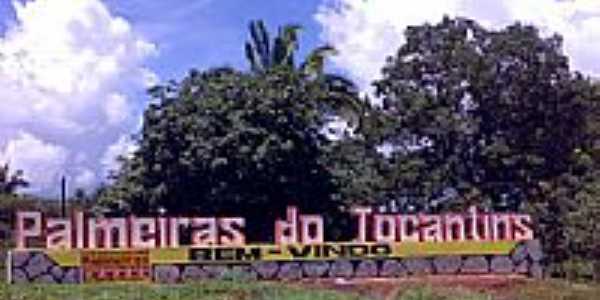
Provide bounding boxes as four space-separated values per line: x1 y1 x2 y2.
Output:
297 275 534 300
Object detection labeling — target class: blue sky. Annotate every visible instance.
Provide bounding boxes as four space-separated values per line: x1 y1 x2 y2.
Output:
0 2 14 30
102 0 324 81
2 0 600 196
0 0 324 81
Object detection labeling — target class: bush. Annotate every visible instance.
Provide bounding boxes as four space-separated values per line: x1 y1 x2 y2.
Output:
562 259 596 282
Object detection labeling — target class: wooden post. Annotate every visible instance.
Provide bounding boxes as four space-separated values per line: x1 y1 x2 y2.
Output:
61 176 67 218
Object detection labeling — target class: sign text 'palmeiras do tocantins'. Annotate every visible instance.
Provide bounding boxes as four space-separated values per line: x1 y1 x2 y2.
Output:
8 206 544 284
15 206 533 249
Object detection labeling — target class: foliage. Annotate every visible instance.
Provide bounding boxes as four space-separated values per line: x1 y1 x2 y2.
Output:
548 169 600 281
245 20 338 78
99 61 368 241
98 20 372 241
370 17 600 278
373 17 589 212
103 68 330 212
0 164 28 195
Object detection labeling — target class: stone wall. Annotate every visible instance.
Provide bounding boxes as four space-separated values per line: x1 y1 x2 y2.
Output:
9 251 81 283
8 240 545 284
152 240 544 283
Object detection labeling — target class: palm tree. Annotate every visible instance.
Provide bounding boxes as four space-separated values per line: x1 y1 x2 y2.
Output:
244 20 337 77
244 20 365 130
0 164 29 194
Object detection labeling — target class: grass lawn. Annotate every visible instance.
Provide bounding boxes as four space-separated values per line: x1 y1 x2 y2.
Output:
0 278 599 300
1 280 365 300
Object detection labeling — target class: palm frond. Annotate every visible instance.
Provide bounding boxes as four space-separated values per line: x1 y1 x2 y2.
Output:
301 45 338 76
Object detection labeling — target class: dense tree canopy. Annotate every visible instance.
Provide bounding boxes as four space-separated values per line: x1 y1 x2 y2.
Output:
99 21 369 240
373 17 592 212
103 67 357 213
369 17 600 271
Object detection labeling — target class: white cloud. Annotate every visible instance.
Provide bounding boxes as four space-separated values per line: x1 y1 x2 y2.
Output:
0 0 156 195
104 93 130 125
101 134 137 179
73 169 96 189
316 0 600 93
0 131 68 193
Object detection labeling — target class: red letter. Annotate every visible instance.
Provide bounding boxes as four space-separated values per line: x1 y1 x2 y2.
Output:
275 207 298 245
513 214 534 241
373 215 396 243
300 215 324 244
351 207 372 242
16 211 42 249
219 217 246 245
46 218 72 249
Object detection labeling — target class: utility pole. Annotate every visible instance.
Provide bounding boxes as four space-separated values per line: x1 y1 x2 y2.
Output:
61 176 67 217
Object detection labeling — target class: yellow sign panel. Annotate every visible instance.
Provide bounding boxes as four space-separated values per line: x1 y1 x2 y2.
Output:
47 250 80 267
182 241 519 264
392 241 518 257
43 241 519 267
149 247 189 264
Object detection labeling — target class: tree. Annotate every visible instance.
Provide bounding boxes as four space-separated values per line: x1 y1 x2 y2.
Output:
101 66 366 239
102 21 370 232
373 17 588 212
244 20 360 127
99 20 375 240
372 17 600 275
244 20 337 77
0 163 28 195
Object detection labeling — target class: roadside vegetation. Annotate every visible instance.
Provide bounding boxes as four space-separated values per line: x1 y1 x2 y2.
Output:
1 279 600 300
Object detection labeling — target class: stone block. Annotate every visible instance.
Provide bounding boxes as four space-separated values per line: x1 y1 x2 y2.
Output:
526 240 544 262
50 266 64 280
11 251 31 268
203 265 229 279
26 253 54 278
252 262 279 279
433 256 462 274
277 263 302 280
35 274 57 284
460 256 489 274
403 258 433 275
182 265 208 281
490 256 514 274
329 260 354 278
302 261 329 278
154 265 180 284
379 260 406 277
11 268 28 283
355 260 378 277
62 268 81 284
230 265 257 280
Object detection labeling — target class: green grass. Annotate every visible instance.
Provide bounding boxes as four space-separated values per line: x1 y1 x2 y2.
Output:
395 287 489 300
0 280 367 300
1 278 600 300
